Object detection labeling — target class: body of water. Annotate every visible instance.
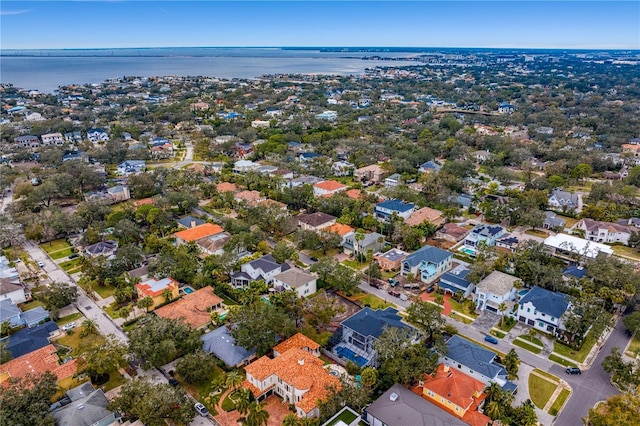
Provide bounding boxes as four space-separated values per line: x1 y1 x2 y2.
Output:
1 47 419 92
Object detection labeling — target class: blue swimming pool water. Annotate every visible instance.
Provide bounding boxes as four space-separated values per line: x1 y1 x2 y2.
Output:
336 346 368 367
458 247 476 256
183 287 194 294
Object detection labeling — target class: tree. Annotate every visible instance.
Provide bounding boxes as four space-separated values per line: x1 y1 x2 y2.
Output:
0 341 11 363
485 400 502 420
318 378 370 422
175 350 217 384
34 281 77 312
360 366 378 388
228 302 295 356
225 370 244 391
498 302 508 327
245 401 270 426
503 348 520 380
406 300 446 345
80 319 98 337
271 241 295 263
79 335 128 378
585 392 640 426
109 377 196 426
571 163 593 182
622 311 640 336
128 316 201 368
235 387 254 416
0 371 58 426
601 347 640 391
137 296 154 312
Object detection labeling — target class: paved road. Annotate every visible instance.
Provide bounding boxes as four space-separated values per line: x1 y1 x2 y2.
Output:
357 281 624 425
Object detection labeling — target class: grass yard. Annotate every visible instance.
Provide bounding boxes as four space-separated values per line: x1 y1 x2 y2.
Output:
625 334 640 358
19 299 44 311
513 338 543 354
59 258 83 272
40 239 71 254
549 389 571 416
180 365 226 415
92 284 116 299
611 245 640 262
326 408 359 426
496 318 518 332
449 312 473 324
221 389 243 412
358 293 394 310
447 298 478 318
525 229 549 238
103 368 127 391
533 369 560 382
57 312 83 326
342 259 367 270
548 353 578 368
55 327 93 356
554 333 597 363
49 248 74 260
490 329 506 338
558 215 578 228
519 334 544 347
529 374 558 409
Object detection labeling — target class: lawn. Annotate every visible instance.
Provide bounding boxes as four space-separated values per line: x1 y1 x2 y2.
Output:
358 293 394 310
19 299 44 311
342 259 367 270
92 284 116 299
449 312 473 324
59 258 83 272
549 389 571 416
57 312 83 326
625 334 640 358
326 408 359 426
179 365 226 415
221 389 243 411
525 229 549 238
496 318 517 332
611 245 640 262
447 298 478 318
533 369 560 382
554 333 597 363
103 368 127 391
513 338 543 354
519 334 543 347
490 329 506 338
548 353 578 368
40 239 71 254
49 248 74 260
528 374 558 409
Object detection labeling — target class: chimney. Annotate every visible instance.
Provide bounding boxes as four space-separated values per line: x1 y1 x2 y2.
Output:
443 363 450 373
190 220 196 228
298 359 305 366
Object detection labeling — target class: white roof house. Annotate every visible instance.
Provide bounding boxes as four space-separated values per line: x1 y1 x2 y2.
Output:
544 234 613 259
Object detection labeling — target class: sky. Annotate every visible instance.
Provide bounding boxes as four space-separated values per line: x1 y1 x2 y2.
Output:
1 1 639 50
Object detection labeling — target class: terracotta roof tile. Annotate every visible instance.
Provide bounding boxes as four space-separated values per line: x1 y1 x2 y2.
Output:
345 189 361 199
0 345 78 385
216 182 238 192
406 207 444 227
235 190 262 201
174 223 224 242
273 333 320 355
314 180 347 191
134 198 155 206
154 287 223 329
422 363 486 412
324 223 355 237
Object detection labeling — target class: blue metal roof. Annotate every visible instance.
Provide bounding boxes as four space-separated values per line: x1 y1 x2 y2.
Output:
518 286 570 318
376 199 415 213
177 216 206 228
403 244 452 268
342 307 409 339
438 270 472 291
445 335 505 380
563 265 587 279
6 321 58 358
202 326 256 368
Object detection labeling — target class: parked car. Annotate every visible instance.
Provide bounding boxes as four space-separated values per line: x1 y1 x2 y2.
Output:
37 261 45 267
68 253 79 259
168 378 179 387
369 281 382 289
399 294 409 301
387 289 400 298
484 335 499 344
309 257 319 262
194 402 209 416
566 367 581 375
426 285 436 293
388 278 400 287
61 322 76 331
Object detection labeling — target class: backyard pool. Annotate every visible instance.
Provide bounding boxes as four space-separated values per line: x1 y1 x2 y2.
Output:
336 346 368 367
518 289 529 297
458 246 476 257
183 286 194 294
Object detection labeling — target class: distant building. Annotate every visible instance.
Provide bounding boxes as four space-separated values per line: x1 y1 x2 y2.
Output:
135 276 180 311
548 190 579 211
85 240 118 258
297 212 337 231
474 271 518 312
498 102 515 114
354 164 387 184
231 254 289 288
401 245 453 285
571 218 633 245
41 132 64 146
116 160 145 176
374 200 415 222
86 128 110 142
313 180 347 197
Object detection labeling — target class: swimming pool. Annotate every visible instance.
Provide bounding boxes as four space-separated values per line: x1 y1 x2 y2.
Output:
458 246 476 256
183 287 194 294
335 346 368 367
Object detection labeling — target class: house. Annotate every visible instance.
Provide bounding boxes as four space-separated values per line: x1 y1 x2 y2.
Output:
243 335 338 419
563 265 587 280
495 233 521 253
154 287 223 329
437 223 470 243
384 173 402 188
354 164 387 184
290 175 324 188
174 223 229 256
313 180 347 197
343 231 385 256
233 160 260 173
234 142 254 159
416 363 491 426
332 160 354 176
517 286 572 335
201 326 256 368
330 307 413 367
438 266 474 298
405 207 445 227
323 223 355 245
272 268 317 298
622 143 640 157
86 128 109 142
401 245 453 285
374 248 409 271
4 321 58 359
315 110 338 121
0 344 78 386
498 102 515 114
20 306 50 328
0 299 23 327
0 277 27 304
0 256 19 280
14 135 40 148
297 212 337 231
272 333 320 357
543 211 566 230
231 254 289 288
177 215 206 229
418 160 441 173
548 190 579 211
474 150 490 163
106 185 130 202
51 382 116 426
216 182 238 193
85 240 118 258
473 271 519 312
298 152 325 163
463 224 505 255
543 233 613 260
251 120 270 129
571 218 634 245
441 335 515 391
374 199 415 222
234 190 264 204
364 383 467 426
116 160 145 175
135 277 180 311
41 132 64 146
64 131 83 143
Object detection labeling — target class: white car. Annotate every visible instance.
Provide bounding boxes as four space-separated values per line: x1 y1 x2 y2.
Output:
37 261 45 267
61 322 76 331
194 402 209 416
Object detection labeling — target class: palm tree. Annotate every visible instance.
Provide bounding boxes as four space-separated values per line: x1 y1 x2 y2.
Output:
246 401 269 426
235 387 253 416
498 302 508 327
485 400 502 420
354 231 365 262
225 370 243 391
282 414 300 426
80 319 98 336
162 288 173 303
137 296 154 312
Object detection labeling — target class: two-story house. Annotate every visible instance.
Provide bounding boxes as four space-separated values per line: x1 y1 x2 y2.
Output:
135 276 180 311
231 254 289 288
437 266 474 298
354 164 386 184
116 160 145 176
548 190 579 211
297 212 337 231
571 218 633 245
517 286 572 335
313 180 347 197
463 224 505 255
473 271 518 313
342 231 385 256
86 128 110 142
374 199 415 223
401 245 453 285
272 267 317 298
174 223 230 256
41 132 64 146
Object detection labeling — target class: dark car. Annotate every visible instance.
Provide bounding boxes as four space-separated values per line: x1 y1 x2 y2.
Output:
566 367 581 375
68 253 79 259
168 378 179 387
309 257 319 262
484 335 499 344
388 289 400 298
427 286 436 293
369 281 382 289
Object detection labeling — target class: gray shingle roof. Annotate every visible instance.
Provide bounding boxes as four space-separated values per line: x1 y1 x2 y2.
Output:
6 321 58 358
518 286 570 318
445 335 505 380
476 271 519 295
342 307 409 339
403 245 452 268
201 326 256 368
52 384 114 426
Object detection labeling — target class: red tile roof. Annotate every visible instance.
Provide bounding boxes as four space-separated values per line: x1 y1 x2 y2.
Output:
273 333 320 355
135 277 179 298
154 287 223 329
324 223 355 237
174 223 224 242
314 180 347 192
216 182 238 192
0 345 78 385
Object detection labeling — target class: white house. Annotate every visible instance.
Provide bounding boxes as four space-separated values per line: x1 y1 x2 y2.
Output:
517 286 572 336
548 190 579 211
571 218 633 245
474 271 519 313
315 111 338 121
543 233 613 260
498 102 515 114
41 133 64 146
332 160 354 176
374 200 415 223
313 180 347 197
0 277 27 304
86 128 110 142
272 268 317 298
231 254 288 288
400 245 453 285
384 173 402 188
